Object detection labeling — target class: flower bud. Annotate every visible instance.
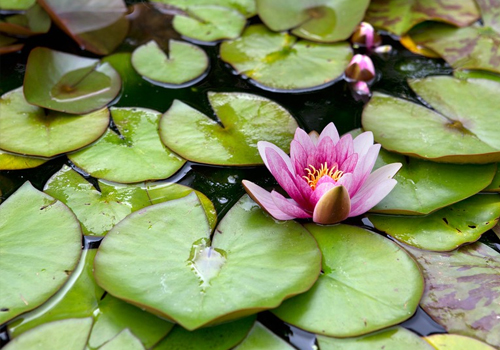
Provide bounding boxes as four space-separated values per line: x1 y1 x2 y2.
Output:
350 81 371 96
345 54 375 82
351 22 381 49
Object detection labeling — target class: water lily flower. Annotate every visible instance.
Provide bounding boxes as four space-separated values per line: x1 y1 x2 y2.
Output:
345 54 375 82
351 22 381 50
242 123 401 225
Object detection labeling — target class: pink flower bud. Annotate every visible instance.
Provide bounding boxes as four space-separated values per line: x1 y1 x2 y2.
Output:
351 22 381 50
345 54 375 82
351 81 371 96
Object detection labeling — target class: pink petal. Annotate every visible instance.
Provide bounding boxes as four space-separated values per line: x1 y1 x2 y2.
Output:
334 134 354 165
313 136 335 166
290 140 308 175
317 122 339 145
309 130 320 145
350 144 381 195
258 141 294 174
340 153 358 174
294 128 316 154
336 172 354 195
242 180 295 220
271 191 312 219
353 131 374 158
310 178 337 205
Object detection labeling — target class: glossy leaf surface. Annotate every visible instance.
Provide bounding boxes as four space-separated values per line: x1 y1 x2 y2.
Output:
425 334 497 350
0 0 34 10
234 322 295 350
154 0 256 17
98 329 145 350
0 151 47 170
485 166 500 192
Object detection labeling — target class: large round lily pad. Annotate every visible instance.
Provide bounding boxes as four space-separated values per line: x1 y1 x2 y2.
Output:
234 322 295 350
220 24 352 91
272 224 424 337
371 148 497 214
131 40 208 86
69 107 186 183
0 150 47 170
404 242 500 348
424 334 497 350
154 0 256 17
94 194 321 330
0 87 110 157
0 182 82 324
44 165 216 235
362 77 500 163
370 194 500 251
256 0 370 42
23 47 121 114
99 329 145 350
159 92 298 165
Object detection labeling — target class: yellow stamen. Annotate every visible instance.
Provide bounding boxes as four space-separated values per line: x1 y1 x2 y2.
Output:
303 162 343 190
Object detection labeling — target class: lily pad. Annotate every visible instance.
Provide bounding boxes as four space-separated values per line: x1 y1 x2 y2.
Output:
234 322 295 350
38 0 129 55
131 40 208 86
68 107 186 183
4 318 93 350
404 242 500 348
369 194 500 251
425 334 497 350
0 182 82 324
317 327 433 350
256 0 370 42
98 329 145 350
159 92 297 165
272 224 424 337
154 317 255 350
23 47 121 114
154 0 256 17
220 24 352 91
0 4 51 36
94 194 321 330
364 0 480 36
0 151 47 170
485 166 500 192
362 76 500 163
44 165 216 236
0 0 35 10
0 87 110 157
173 5 246 42
0 35 23 55
371 148 497 214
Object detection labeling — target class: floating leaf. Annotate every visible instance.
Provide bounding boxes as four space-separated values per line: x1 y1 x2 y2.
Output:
424 334 497 350
0 4 51 36
154 0 256 17
485 166 500 192
44 165 216 236
0 0 35 11
23 48 121 114
94 194 321 330
4 318 93 350
38 0 129 55
98 329 145 350
256 0 370 42
362 77 500 163
234 322 295 350
371 148 497 214
160 92 297 165
317 327 433 350
369 194 500 251
0 150 47 170
0 182 82 324
0 34 23 55
404 242 500 348
69 107 186 183
0 87 110 157
273 224 423 337
220 24 352 91
364 0 480 36
131 40 208 86
154 317 255 350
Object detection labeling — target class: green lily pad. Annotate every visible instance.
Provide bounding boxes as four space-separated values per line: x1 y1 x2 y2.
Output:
256 0 370 42
220 24 352 91
0 4 51 36
154 0 256 17
98 329 145 350
485 166 500 192
0 151 47 170
159 92 297 165
425 334 497 350
44 165 216 236
362 77 500 163
5 318 93 350
131 40 208 86
404 242 500 348
0 0 35 10
369 194 500 251
154 317 255 350
68 107 186 183
364 0 480 36
273 224 424 337
317 327 433 350
38 0 129 55
23 47 121 114
234 322 295 350
371 148 497 214
94 194 321 330
173 5 246 42
0 182 82 325
0 34 23 55
0 87 110 157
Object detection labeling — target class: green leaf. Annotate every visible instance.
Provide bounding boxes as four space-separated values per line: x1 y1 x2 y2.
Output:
159 92 298 165
485 165 500 192
317 327 434 350
273 224 423 337
0 87 110 157
369 194 500 251
0 182 82 324
371 148 497 214
23 48 121 114
0 0 35 11
154 0 256 17
256 0 370 42
131 40 208 86
362 77 500 163
0 4 51 36
404 242 500 348
68 107 186 183
220 24 352 91
97 329 145 350
364 0 480 36
424 334 497 350
234 322 295 350
94 194 321 330
0 150 47 170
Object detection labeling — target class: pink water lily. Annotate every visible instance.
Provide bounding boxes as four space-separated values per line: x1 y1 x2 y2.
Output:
242 123 402 224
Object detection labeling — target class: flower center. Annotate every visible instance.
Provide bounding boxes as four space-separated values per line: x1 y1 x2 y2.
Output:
303 162 344 190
